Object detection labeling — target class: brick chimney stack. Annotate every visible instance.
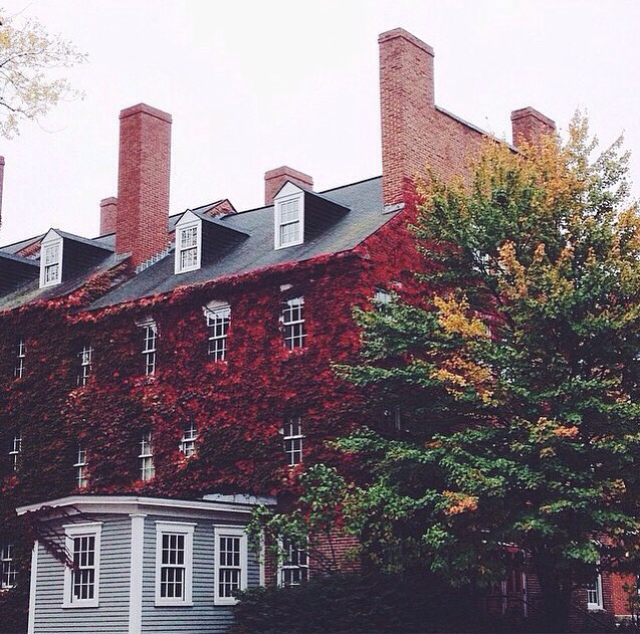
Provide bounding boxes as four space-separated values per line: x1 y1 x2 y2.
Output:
116 103 172 266
379 28 435 206
511 107 556 148
99 197 118 235
264 166 313 205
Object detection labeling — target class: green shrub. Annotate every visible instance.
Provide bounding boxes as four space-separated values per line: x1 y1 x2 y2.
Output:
228 572 506 634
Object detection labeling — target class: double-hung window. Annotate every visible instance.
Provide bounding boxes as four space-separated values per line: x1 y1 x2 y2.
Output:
205 302 231 361
587 574 604 610
139 320 157 376
9 433 21 472
13 339 25 380
155 522 195 606
74 444 88 489
275 190 304 249
139 432 155 481
0 543 16 590
214 526 248 605
76 344 93 387
282 297 306 350
374 287 392 305
63 523 101 608
283 418 303 466
40 239 62 288
175 222 201 274
279 538 309 587
180 422 198 458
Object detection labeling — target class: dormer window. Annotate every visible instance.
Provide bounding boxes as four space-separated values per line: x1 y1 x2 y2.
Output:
39 234 63 288
175 213 202 274
274 184 304 249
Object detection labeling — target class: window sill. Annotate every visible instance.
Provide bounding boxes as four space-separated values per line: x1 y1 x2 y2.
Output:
587 606 605 612
155 600 194 608
214 598 239 606
62 600 99 609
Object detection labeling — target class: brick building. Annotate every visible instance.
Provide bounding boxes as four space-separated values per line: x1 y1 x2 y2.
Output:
0 27 632 633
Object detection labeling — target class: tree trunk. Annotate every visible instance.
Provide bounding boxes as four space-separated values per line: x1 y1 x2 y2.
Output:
534 557 573 633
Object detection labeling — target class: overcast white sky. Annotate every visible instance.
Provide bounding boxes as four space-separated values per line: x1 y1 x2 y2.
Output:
0 0 638 245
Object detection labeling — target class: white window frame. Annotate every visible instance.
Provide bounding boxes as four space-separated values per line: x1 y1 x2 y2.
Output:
139 432 155 481
180 422 198 458
174 216 202 274
39 233 63 288
154 521 195 607
0 542 16 590
205 301 231 361
282 297 306 350
587 573 604 610
9 432 21 472
374 287 392 304
14 338 25 380
77 344 93 387
214 526 248 606
74 443 88 489
138 319 157 377
274 185 304 250
62 522 102 609
282 418 304 466
278 537 309 587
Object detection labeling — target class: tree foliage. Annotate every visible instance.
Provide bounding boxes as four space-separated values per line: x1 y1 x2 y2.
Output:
0 8 86 139
254 116 640 630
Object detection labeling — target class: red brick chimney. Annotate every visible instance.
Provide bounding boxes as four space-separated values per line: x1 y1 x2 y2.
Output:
379 28 435 206
511 107 556 148
264 166 313 205
99 197 118 235
116 103 172 266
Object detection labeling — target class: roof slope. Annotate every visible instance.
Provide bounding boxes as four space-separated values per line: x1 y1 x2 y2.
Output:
90 176 388 309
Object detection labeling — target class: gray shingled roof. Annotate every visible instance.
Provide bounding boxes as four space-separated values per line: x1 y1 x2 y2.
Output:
91 176 389 309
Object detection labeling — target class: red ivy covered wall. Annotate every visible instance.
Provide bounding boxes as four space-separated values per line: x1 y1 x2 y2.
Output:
0 204 423 622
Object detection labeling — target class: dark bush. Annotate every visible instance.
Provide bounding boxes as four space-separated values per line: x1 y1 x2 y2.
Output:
228 571 513 634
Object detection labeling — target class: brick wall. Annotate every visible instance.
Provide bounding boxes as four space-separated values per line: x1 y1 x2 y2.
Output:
115 103 172 266
99 197 118 235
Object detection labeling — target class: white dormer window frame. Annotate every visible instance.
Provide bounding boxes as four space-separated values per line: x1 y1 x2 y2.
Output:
39 231 63 288
274 183 305 250
174 212 202 274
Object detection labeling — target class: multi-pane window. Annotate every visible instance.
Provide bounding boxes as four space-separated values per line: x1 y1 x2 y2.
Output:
180 422 198 458
76 345 93 387
9 433 21 472
42 241 62 287
177 224 200 273
13 339 25 380
374 287 392 304
139 432 155 481
206 303 231 361
587 574 604 610
282 297 306 350
140 320 157 376
74 444 88 489
277 197 302 248
63 524 101 608
279 538 309 587
0 543 16 590
155 522 194 606
283 418 303 466
214 527 247 605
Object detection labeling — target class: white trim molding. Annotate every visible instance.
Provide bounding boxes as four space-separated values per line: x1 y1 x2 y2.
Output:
154 521 196 607
62 522 102 609
214 525 248 605
128 513 146 634
27 540 38 634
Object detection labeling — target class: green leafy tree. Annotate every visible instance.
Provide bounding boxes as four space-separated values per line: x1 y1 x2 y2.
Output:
253 116 640 632
0 8 86 139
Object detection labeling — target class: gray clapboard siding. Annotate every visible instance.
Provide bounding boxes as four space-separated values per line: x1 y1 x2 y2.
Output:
141 515 260 634
33 515 131 634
